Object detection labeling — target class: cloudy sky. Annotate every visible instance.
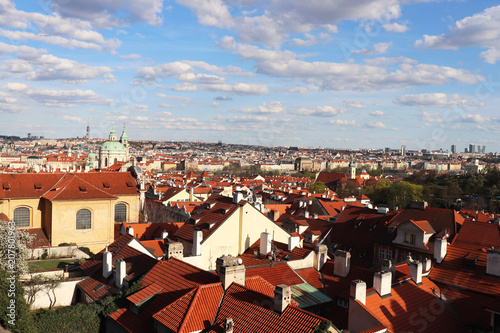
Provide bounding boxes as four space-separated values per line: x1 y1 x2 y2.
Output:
1 0 500 151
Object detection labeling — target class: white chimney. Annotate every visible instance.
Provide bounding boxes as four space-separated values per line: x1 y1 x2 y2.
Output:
486 249 500 277
224 318 234 333
127 226 134 236
314 244 328 271
373 271 392 297
115 259 126 288
166 242 184 260
434 237 447 264
313 213 318 219
304 210 310 218
161 230 168 240
192 229 203 256
350 280 366 305
288 235 300 252
422 258 432 272
334 250 351 278
233 186 244 204
381 259 396 281
260 232 271 255
409 261 423 284
273 284 291 314
103 248 112 278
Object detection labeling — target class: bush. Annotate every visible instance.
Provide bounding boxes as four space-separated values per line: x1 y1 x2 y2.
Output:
34 303 101 333
78 247 92 256
40 249 48 260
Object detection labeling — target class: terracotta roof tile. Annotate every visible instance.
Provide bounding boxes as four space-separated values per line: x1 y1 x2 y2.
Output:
245 262 305 286
451 220 500 251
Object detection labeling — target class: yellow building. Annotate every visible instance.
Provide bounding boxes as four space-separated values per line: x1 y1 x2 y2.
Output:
0 172 140 253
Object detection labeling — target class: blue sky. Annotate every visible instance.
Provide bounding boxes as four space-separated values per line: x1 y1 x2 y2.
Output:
1 0 500 152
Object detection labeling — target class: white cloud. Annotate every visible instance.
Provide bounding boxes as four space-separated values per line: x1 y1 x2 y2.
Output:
344 100 366 109
219 36 481 91
420 111 443 123
414 5 500 63
293 106 346 117
3 82 28 91
63 115 85 123
9 87 113 108
370 110 384 116
460 114 490 123
383 22 408 33
120 54 141 59
394 93 483 108
329 119 356 125
240 101 284 114
156 93 194 103
365 121 386 128
352 42 392 56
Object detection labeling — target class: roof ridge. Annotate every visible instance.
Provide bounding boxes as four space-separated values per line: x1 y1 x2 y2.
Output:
72 173 119 199
177 286 200 333
44 172 73 200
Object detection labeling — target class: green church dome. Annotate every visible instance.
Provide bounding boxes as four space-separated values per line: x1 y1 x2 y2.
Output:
100 141 126 152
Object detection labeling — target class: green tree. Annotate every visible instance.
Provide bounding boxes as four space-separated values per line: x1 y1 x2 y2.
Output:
0 222 34 274
308 181 326 194
389 181 424 209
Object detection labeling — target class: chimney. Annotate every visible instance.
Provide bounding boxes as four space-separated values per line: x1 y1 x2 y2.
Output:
381 259 396 281
350 280 366 305
314 244 328 271
409 261 423 285
333 250 351 278
260 232 271 256
115 259 126 288
224 318 234 333
373 271 392 297
189 186 194 201
486 248 500 277
273 284 292 314
434 237 447 264
161 230 168 240
216 255 246 290
272 209 280 221
304 210 310 218
103 248 112 278
233 186 244 204
313 213 318 219
288 235 300 252
192 229 203 256
165 242 184 260
127 226 134 236
422 258 432 272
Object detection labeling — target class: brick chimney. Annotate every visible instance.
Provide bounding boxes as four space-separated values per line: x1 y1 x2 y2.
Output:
333 250 351 278
216 255 245 290
350 280 366 305
192 229 203 256
373 271 392 297
409 260 423 285
115 259 126 289
260 232 271 256
273 284 291 314
314 244 328 271
103 247 112 278
486 248 500 277
434 237 447 264
165 242 183 260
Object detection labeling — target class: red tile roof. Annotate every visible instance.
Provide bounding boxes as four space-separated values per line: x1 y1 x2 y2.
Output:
140 239 165 257
121 222 184 241
207 282 329 333
429 245 500 295
238 239 311 267
153 283 223 333
410 219 435 234
127 283 163 306
245 262 305 286
362 278 466 333
19 228 50 248
451 220 500 251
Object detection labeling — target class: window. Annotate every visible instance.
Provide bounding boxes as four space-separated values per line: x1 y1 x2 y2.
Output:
115 203 127 222
337 298 349 309
386 250 392 260
76 209 91 230
404 232 410 243
379 249 386 259
13 207 30 227
410 234 416 245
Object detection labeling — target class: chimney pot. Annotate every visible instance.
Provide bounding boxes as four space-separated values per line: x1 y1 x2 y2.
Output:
409 260 423 284
273 284 291 314
288 235 300 252
115 259 126 288
260 232 271 256
103 249 112 278
333 250 351 278
350 280 366 305
314 244 328 271
373 271 392 297
434 237 447 264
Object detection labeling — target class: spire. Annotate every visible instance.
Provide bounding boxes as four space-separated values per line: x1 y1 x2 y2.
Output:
120 123 128 144
109 122 117 141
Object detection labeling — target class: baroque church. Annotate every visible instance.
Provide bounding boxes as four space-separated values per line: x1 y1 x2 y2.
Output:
99 123 129 169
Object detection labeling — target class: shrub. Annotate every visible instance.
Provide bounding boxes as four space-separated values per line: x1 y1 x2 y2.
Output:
78 247 92 256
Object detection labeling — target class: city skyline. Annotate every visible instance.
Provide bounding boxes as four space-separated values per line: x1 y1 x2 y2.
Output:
1 1 500 150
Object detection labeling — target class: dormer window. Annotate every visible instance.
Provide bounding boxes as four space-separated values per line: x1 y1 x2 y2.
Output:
34 182 42 190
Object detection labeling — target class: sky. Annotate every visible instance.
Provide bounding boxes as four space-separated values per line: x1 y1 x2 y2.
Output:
1 0 500 152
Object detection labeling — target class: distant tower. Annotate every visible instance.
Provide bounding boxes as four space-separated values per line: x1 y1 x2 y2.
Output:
451 145 457 154
86 119 90 140
348 156 356 180
469 143 475 154
401 145 406 156
482 145 486 154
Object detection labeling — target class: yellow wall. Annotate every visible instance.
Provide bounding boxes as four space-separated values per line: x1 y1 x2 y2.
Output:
196 203 290 270
0 198 43 228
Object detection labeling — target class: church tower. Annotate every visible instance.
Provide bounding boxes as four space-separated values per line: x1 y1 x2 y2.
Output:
348 156 356 180
109 122 117 141
119 124 129 159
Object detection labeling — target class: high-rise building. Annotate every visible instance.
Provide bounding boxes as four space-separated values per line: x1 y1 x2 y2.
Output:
384 147 390 153
469 143 475 154
451 145 456 154
86 119 90 140
401 145 406 156
482 145 486 154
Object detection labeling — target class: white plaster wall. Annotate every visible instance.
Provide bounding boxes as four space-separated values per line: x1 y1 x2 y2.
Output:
26 279 83 309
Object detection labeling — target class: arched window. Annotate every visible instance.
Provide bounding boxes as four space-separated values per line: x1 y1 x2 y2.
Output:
13 207 30 227
104 158 108 167
114 158 117 164
115 203 127 222
76 209 91 230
